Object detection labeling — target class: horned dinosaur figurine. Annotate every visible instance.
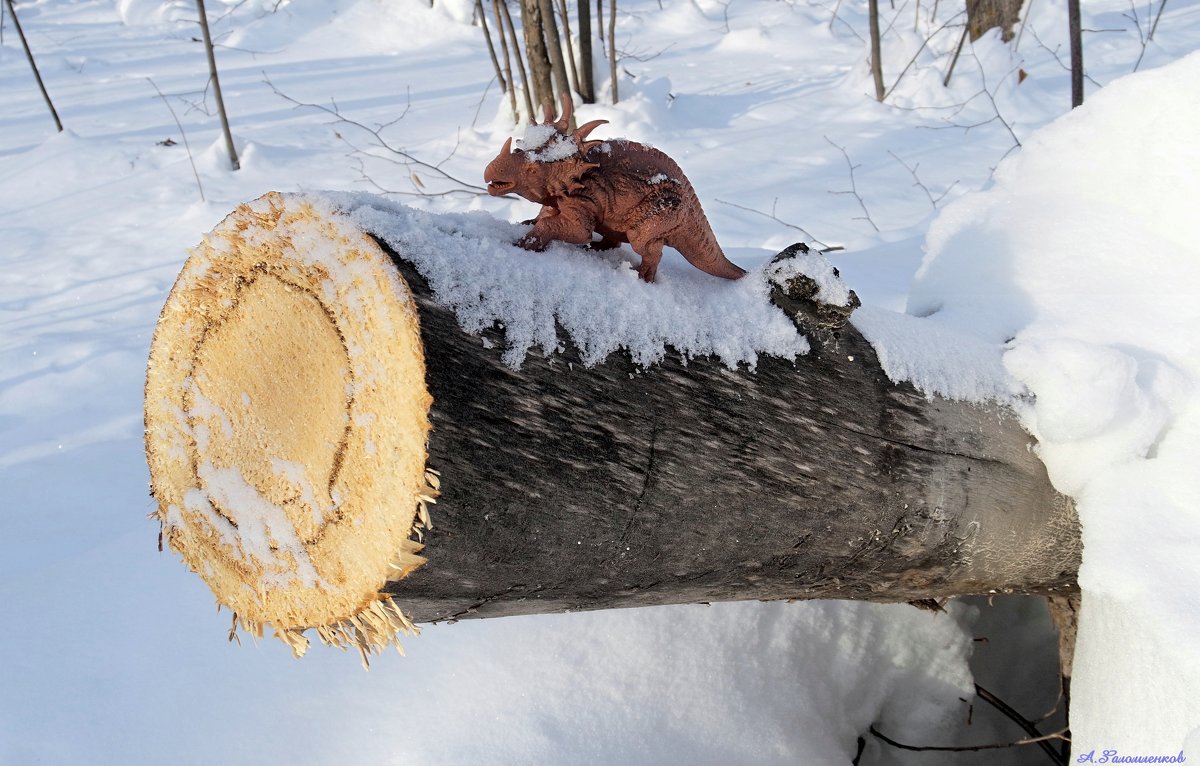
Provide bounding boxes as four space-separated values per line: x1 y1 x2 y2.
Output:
484 94 746 283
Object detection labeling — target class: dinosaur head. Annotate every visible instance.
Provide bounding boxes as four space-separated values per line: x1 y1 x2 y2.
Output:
485 93 608 204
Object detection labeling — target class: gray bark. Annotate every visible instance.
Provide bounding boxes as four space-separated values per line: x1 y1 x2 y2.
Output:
520 0 555 110
577 0 595 102
372 240 1081 624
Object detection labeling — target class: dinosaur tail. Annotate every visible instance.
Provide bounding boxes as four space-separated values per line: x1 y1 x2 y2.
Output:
673 193 746 280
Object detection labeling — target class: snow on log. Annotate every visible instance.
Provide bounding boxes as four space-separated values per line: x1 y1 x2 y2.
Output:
145 191 1080 662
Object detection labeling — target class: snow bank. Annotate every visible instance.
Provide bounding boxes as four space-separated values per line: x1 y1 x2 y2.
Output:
910 52 1200 752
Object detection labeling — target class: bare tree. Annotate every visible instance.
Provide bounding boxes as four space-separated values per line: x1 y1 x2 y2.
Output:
475 0 508 96
868 0 885 100
496 0 536 121
4 0 63 132
608 0 618 102
577 0 596 102
538 0 575 110
1068 0 1084 106
488 0 520 121
521 0 556 108
196 0 239 170
555 0 581 96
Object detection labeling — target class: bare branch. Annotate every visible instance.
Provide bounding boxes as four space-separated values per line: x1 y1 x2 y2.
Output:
883 10 966 99
869 723 1069 762
713 198 839 251
825 137 879 233
147 77 206 202
887 149 957 208
264 74 489 197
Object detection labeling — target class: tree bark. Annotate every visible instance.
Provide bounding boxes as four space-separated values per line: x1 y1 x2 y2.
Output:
868 0 885 101
607 0 618 103
555 0 581 98
538 0 574 112
196 0 239 171
496 0 536 122
1068 0 1084 107
369 239 1081 625
966 0 1025 41
520 0 556 110
475 0 507 95
577 0 596 102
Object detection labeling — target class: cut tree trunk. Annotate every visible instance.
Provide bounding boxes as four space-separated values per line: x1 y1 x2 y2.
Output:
371 239 1081 624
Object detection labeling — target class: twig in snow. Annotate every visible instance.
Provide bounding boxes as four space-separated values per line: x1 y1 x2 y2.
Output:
919 57 1024 175
880 0 914 40
825 137 879 233
824 0 865 41
943 23 969 86
1014 0 1034 49
887 150 956 209
1148 0 1167 38
264 74 488 198
148 78 206 203
883 10 965 99
1025 26 1101 87
616 41 677 62
1124 0 1166 71
713 0 734 32
713 198 839 252
471 75 496 130
974 683 1068 765
873 725 1070 763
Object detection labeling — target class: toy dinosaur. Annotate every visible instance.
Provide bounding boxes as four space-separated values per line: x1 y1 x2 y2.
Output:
484 94 746 283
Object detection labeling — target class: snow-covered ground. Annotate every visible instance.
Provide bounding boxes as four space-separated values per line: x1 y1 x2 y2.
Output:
2 0 1197 762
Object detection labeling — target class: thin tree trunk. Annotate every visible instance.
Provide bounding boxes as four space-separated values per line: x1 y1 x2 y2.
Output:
597 0 604 43
1068 0 1084 107
868 0 885 101
497 0 536 122
943 24 968 87
555 0 581 97
577 0 595 102
1148 0 1167 39
4 0 63 133
490 0 519 122
521 0 555 110
608 0 618 103
476 0 508 94
538 0 574 112
196 0 239 170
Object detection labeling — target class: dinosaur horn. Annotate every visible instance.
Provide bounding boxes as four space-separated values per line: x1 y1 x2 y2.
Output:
573 119 608 144
554 91 573 133
501 136 513 154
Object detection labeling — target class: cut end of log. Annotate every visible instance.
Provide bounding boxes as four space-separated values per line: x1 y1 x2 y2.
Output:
144 191 436 663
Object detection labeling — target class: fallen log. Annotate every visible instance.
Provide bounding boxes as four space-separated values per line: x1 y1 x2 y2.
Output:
146 192 1079 661
380 244 1079 623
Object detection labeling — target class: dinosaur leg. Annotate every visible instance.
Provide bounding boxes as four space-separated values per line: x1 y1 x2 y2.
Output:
633 240 664 283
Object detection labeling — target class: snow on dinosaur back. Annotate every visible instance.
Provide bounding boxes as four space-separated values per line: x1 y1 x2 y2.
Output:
484 94 747 283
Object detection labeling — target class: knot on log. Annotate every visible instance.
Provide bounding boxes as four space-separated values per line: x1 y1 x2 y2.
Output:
766 243 861 338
